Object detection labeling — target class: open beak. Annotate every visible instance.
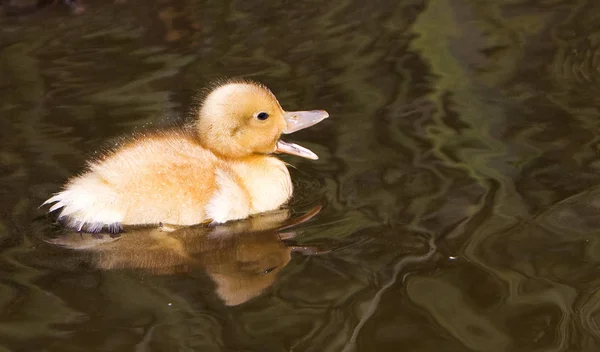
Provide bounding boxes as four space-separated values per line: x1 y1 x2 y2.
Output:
276 110 329 160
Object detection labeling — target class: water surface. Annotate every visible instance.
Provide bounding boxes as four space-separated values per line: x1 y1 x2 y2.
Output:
2 0 600 351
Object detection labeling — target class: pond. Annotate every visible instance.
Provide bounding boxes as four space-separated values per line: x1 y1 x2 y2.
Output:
2 0 600 351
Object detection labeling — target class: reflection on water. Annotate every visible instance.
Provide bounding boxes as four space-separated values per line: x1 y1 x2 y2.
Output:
3 0 600 350
49 207 325 306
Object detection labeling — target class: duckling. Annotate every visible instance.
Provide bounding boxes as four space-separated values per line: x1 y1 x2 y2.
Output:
43 80 328 233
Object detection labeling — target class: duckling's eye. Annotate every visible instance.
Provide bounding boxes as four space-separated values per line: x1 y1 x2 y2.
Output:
256 112 269 121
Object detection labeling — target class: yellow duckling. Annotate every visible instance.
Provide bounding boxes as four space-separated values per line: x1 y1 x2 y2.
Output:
43 80 328 233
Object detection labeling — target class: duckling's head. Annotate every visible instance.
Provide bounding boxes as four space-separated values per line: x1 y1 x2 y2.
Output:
195 81 328 159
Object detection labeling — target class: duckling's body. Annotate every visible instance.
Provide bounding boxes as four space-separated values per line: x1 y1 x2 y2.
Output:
44 81 327 233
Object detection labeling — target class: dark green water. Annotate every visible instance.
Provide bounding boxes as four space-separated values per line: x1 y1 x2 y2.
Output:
3 0 600 351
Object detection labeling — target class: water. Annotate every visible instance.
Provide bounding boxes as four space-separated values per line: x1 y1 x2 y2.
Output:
2 0 600 350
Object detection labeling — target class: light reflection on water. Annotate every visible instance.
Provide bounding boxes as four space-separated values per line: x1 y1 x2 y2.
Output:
2 0 600 351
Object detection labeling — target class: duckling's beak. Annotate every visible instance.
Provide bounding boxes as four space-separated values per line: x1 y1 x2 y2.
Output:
282 110 329 134
276 110 329 160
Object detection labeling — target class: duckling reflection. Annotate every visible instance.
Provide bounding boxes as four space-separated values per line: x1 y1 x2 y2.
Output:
49 206 324 306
